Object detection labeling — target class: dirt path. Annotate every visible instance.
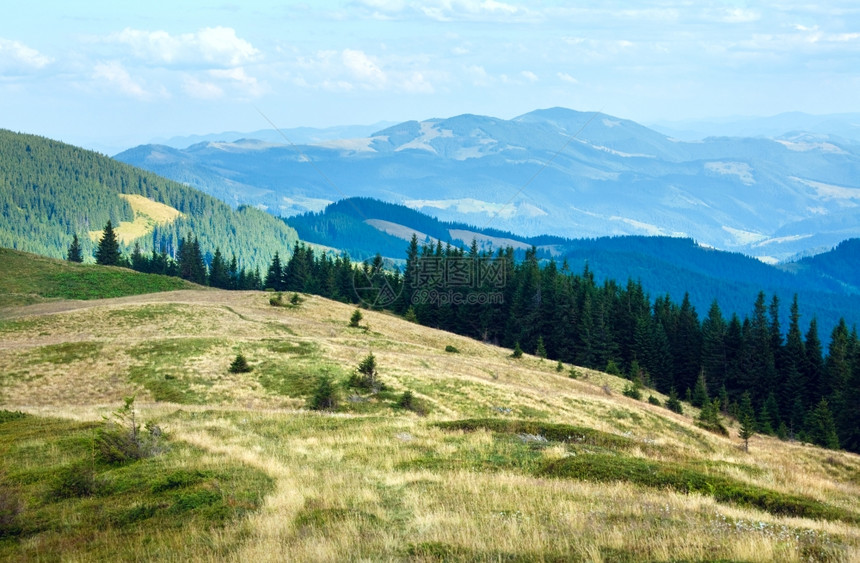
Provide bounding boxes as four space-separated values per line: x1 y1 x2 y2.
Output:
0 289 253 320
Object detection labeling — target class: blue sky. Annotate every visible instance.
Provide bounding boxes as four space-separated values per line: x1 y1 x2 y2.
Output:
2 0 859 153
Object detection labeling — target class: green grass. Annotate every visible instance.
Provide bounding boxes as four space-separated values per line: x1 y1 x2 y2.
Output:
539 453 860 524
0 410 273 560
0 248 196 304
434 418 634 449
126 338 228 403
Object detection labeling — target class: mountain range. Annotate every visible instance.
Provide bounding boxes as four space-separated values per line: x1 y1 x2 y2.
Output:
115 107 860 263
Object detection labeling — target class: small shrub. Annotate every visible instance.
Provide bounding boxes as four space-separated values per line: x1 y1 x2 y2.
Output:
556 360 564 372
348 352 383 392
404 307 418 323
444 345 460 353
96 396 164 464
604 359 622 376
229 354 252 373
290 293 302 305
510 342 523 359
308 376 338 411
568 368 580 379
647 395 661 406
622 382 642 400
666 387 684 414
349 309 363 328
52 462 98 498
269 292 284 306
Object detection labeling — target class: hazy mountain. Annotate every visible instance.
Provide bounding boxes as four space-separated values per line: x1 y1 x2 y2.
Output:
650 112 860 142
149 122 396 150
115 107 860 262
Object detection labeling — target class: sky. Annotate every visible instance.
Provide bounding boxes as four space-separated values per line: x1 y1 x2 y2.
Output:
2 0 859 154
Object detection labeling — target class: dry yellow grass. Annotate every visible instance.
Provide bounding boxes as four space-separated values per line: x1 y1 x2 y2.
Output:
1 289 859 561
88 193 184 244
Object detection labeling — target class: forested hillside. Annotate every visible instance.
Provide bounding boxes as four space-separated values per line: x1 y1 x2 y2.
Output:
0 130 299 274
290 197 860 337
263 239 860 454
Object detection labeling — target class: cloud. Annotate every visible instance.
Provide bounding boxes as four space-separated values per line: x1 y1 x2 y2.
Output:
557 72 579 84
0 38 51 74
208 66 265 97
107 26 259 68
92 60 152 100
342 48 387 85
521 70 538 82
182 76 224 99
355 0 531 22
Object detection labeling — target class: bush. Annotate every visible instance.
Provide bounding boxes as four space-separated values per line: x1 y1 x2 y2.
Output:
229 354 252 373
52 462 98 498
510 342 523 359
666 387 684 414
647 395 661 406
556 360 564 372
269 292 284 306
290 293 302 305
349 309 363 328
444 345 460 353
622 382 642 400
308 376 338 411
348 353 384 392
96 396 165 465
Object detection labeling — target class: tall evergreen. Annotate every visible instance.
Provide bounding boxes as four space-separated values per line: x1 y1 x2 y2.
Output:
805 399 840 449
209 248 230 289
94 220 121 266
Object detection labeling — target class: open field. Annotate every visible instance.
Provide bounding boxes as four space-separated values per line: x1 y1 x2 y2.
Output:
1 262 859 561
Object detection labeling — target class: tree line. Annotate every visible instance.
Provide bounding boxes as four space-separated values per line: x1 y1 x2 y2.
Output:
260 235 860 453
80 225 859 453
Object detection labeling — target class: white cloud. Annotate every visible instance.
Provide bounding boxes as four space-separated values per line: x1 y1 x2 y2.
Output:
209 66 265 97
0 38 51 74
182 76 223 99
342 48 387 85
107 27 259 68
521 70 538 82
557 72 579 84
93 60 151 100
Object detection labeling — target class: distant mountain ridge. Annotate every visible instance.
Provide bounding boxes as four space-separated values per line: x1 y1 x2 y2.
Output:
290 197 860 337
115 107 860 262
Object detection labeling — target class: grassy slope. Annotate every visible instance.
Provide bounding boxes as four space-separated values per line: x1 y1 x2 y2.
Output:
0 248 198 307
1 260 859 561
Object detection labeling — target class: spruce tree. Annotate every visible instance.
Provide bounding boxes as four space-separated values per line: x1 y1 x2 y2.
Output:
691 371 709 408
738 391 756 452
66 234 83 263
535 335 547 359
95 220 121 266
805 399 840 449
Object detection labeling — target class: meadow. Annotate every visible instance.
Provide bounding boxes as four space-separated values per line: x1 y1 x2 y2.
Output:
1 252 858 561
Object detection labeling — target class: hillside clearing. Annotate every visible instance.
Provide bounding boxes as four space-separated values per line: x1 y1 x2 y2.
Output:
1 288 859 561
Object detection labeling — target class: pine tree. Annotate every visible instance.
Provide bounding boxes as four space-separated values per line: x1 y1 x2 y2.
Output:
308 375 338 411
535 335 547 359
209 248 230 289
805 398 840 449
738 391 756 452
95 220 121 266
691 371 709 408
665 387 683 414
349 308 363 328
66 234 83 263
511 341 523 359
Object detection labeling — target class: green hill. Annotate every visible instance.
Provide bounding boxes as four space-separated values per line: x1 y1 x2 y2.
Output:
0 129 299 274
0 248 197 307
